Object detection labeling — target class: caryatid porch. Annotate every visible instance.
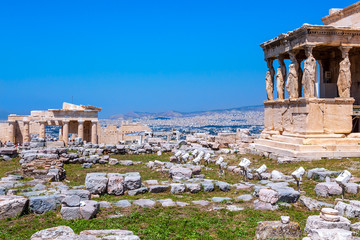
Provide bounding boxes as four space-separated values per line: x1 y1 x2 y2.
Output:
255 22 360 160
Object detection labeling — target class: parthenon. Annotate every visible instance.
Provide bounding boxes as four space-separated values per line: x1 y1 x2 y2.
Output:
254 2 360 160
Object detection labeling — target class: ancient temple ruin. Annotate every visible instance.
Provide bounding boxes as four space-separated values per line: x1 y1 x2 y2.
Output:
254 2 360 160
0 102 101 145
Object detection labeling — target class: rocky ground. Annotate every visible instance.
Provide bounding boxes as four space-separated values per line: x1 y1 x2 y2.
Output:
1 145 360 239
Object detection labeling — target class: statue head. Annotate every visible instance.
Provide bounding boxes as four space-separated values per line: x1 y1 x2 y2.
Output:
304 45 315 58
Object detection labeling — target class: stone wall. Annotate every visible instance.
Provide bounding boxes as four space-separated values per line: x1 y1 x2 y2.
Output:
264 98 354 135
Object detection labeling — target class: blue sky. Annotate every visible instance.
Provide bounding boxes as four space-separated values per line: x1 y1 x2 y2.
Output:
0 0 355 118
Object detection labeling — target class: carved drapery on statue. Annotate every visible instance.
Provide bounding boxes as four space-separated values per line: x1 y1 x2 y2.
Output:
276 56 286 100
265 59 275 100
302 46 316 98
286 51 299 99
337 46 352 98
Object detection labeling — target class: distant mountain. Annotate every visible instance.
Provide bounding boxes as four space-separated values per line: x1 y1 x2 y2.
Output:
108 105 263 120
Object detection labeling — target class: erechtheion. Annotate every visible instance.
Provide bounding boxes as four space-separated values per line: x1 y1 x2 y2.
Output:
254 2 360 160
0 103 101 145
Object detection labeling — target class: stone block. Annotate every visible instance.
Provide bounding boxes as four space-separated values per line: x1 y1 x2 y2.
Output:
0 195 28 219
124 173 141 190
255 221 302 240
107 175 124 195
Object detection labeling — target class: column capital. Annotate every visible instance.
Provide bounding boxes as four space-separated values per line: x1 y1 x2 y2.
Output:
339 46 352 58
78 120 85 124
91 120 98 124
62 119 70 124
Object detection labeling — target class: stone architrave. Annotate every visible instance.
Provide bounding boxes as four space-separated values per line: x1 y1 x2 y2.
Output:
337 46 352 98
302 45 316 98
286 51 299 99
265 59 275 100
276 56 286 100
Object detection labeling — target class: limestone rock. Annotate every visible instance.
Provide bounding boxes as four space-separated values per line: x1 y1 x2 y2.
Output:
114 200 131 208
0 195 29 219
148 185 168 193
191 200 210 206
169 167 192 179
124 173 141 190
107 175 124 195
255 221 302 240
304 215 350 233
29 196 59 214
62 195 80 207
85 174 108 195
80 200 99 220
186 183 201 193
254 200 278 211
259 188 279 204
308 228 353 240
171 183 186 194
60 206 81 220
216 181 231 192
133 199 156 208
201 182 214 192
128 187 148 196
30 226 76 240
315 182 342 197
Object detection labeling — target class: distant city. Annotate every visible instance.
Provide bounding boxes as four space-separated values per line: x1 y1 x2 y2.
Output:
101 106 264 136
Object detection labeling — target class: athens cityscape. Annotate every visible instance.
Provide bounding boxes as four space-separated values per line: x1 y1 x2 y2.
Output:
3 1 360 240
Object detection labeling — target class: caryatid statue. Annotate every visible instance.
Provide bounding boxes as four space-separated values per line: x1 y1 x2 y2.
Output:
302 45 316 98
276 56 287 100
265 59 275 100
337 46 352 98
286 51 299 99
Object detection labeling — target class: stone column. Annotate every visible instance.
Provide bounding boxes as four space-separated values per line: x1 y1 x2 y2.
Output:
78 120 84 140
91 120 98 144
23 121 30 143
8 120 15 143
39 121 46 139
63 120 69 145
337 46 352 98
286 51 299 99
265 58 275 100
302 45 317 98
296 57 303 97
276 56 286 100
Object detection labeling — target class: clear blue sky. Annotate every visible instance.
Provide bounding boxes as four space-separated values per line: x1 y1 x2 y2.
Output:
0 0 355 118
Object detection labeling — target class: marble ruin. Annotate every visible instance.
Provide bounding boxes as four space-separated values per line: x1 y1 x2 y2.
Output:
255 2 360 161
0 103 153 146
0 102 101 146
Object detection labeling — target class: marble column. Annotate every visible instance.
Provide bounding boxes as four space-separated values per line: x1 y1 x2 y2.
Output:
8 120 15 143
63 120 69 145
91 120 98 144
276 56 287 100
296 57 303 98
302 45 317 98
286 51 299 99
78 120 84 140
265 58 275 100
39 121 46 139
337 46 352 98
23 121 30 143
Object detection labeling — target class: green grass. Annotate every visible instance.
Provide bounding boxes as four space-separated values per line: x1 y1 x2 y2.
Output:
1 153 360 239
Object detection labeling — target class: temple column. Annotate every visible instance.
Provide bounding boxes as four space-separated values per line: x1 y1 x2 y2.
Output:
39 121 46 139
23 120 30 143
296 57 303 97
91 120 98 144
337 46 352 98
276 56 286 100
78 120 84 140
286 51 300 99
63 120 69 145
302 45 317 98
8 120 15 143
265 58 275 100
